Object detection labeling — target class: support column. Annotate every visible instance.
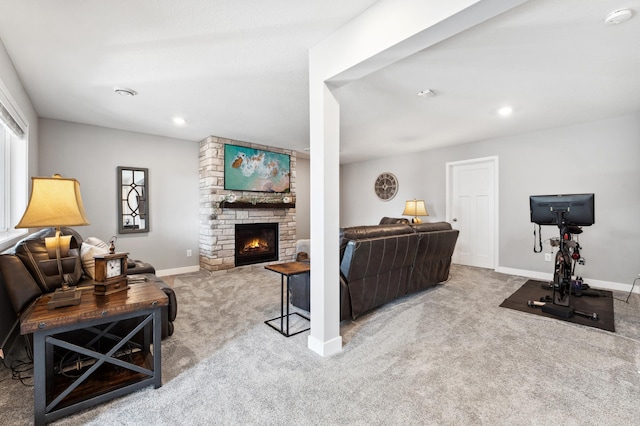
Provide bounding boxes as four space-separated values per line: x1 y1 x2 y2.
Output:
307 82 342 356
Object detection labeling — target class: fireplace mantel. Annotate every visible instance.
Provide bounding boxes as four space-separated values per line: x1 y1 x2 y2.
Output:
221 201 295 209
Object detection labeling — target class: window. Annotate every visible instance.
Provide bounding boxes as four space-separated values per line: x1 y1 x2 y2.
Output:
0 81 28 246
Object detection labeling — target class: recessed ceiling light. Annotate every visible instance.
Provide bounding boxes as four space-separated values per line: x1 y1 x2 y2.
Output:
497 106 513 117
418 89 436 97
113 87 137 97
604 9 633 25
173 117 186 125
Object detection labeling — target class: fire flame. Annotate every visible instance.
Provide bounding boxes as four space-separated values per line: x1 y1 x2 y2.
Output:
242 238 268 253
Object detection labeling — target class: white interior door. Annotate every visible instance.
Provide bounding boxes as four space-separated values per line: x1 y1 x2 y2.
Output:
446 157 497 269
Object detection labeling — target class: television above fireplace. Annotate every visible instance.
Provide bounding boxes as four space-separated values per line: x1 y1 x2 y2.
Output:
224 144 290 193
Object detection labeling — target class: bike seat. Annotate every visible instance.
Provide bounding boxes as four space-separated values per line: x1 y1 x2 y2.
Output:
567 225 582 234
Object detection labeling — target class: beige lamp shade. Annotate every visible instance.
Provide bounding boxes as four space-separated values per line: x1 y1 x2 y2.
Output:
16 175 90 229
402 199 429 223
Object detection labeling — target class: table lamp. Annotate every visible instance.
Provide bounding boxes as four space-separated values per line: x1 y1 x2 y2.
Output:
402 199 429 224
16 174 90 308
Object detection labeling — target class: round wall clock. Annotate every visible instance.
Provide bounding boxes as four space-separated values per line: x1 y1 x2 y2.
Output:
374 172 398 201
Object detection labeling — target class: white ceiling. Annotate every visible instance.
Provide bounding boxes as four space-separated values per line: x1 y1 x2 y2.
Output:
0 0 638 164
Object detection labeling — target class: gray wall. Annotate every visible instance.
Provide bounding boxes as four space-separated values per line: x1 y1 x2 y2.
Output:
38 118 200 274
341 112 640 285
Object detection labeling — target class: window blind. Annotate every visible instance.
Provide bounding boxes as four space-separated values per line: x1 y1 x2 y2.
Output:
0 101 25 138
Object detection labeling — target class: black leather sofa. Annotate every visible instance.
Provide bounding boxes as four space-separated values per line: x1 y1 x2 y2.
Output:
290 220 459 320
0 228 177 354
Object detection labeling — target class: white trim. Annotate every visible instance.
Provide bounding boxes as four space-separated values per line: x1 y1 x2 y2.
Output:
0 228 27 251
156 265 200 277
446 156 499 271
495 266 639 294
308 335 342 357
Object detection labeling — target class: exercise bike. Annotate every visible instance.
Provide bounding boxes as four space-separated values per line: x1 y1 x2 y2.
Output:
535 211 598 320
551 222 583 304
529 193 599 321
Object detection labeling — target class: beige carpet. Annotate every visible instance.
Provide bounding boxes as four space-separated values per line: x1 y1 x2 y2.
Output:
2 264 640 425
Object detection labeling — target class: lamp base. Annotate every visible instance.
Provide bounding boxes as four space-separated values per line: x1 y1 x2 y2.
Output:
47 286 82 309
412 217 423 224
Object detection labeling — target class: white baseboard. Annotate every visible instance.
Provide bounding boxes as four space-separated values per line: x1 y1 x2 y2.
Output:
495 266 639 294
156 265 200 277
308 335 342 357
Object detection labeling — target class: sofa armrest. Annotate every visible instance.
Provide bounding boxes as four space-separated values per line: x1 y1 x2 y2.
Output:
0 254 43 315
127 260 156 275
152 278 177 323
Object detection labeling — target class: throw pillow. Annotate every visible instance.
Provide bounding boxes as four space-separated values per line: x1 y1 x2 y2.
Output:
80 237 109 279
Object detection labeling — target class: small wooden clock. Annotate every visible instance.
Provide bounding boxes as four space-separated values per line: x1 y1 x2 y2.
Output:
94 252 129 295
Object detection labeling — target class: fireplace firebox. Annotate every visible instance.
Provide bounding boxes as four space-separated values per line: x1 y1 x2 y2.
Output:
235 223 279 266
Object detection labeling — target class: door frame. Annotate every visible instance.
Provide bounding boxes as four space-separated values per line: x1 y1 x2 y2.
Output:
445 156 499 270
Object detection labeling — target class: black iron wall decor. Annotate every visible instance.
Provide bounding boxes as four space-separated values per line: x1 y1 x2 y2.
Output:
117 166 149 233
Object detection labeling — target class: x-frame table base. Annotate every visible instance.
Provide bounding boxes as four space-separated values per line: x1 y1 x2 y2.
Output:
31 308 162 425
20 282 167 426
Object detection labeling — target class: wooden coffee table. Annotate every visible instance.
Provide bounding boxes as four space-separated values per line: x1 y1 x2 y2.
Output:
264 261 310 337
20 281 168 426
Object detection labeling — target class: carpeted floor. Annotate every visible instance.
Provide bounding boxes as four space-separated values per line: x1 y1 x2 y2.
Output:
500 279 615 332
2 264 640 425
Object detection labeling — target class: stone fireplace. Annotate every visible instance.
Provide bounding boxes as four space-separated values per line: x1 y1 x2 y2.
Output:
234 223 279 266
199 136 296 272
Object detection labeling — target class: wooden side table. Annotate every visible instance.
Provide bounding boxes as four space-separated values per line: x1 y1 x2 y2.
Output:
264 261 310 337
20 282 168 426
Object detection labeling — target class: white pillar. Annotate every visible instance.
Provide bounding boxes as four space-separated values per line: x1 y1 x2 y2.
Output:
307 83 342 356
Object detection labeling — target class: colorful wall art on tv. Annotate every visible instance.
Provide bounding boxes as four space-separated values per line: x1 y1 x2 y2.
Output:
224 144 291 193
